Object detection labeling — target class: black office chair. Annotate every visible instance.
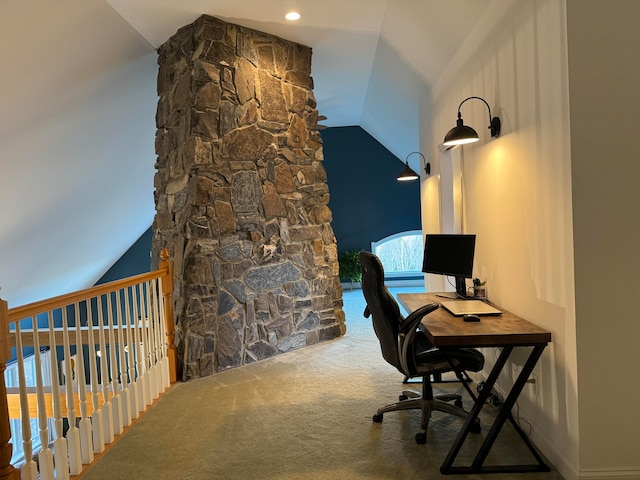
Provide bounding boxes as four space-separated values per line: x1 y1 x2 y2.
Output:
359 251 485 444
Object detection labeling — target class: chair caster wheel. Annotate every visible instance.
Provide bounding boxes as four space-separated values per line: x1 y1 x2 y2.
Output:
454 399 463 408
415 432 427 444
373 413 384 423
470 420 482 434
399 394 408 401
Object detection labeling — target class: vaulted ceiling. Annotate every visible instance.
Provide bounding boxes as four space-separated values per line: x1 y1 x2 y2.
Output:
0 0 488 307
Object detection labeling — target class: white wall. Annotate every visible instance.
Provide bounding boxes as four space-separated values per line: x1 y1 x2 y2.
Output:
567 1 640 477
0 0 158 307
425 0 580 478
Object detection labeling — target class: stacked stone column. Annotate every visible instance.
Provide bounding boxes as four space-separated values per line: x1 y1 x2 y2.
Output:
153 15 345 379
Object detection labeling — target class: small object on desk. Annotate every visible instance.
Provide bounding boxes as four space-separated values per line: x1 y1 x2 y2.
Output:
463 314 481 322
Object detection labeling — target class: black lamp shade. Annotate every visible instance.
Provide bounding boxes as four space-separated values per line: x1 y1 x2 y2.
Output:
443 118 479 146
443 97 502 146
397 162 419 181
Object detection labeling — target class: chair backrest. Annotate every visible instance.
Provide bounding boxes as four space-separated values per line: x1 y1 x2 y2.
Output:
359 251 404 372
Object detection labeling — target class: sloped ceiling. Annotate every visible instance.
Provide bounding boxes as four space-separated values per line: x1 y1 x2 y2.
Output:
0 0 488 307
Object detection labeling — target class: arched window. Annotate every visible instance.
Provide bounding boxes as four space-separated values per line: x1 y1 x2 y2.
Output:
371 230 423 278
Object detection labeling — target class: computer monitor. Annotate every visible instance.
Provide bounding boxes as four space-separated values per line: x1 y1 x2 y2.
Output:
422 234 476 298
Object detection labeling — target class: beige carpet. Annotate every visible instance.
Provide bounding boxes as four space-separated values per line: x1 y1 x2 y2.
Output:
80 288 565 480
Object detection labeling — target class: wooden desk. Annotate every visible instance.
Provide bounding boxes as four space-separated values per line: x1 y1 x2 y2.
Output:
397 293 552 475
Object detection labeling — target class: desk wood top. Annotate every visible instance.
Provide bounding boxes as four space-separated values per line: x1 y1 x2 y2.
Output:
397 293 551 348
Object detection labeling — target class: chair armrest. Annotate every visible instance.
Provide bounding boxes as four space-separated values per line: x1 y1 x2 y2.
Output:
398 302 439 375
398 302 439 335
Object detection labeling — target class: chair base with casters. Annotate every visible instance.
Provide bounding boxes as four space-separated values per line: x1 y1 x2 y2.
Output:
373 369 482 444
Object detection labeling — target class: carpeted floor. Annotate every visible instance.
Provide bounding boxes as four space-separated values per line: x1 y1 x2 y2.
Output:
80 287 565 480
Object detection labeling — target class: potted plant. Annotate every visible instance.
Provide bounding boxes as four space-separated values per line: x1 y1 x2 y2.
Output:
472 278 486 299
338 249 363 290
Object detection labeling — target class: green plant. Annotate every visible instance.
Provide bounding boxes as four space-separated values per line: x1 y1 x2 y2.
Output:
473 278 486 286
338 249 363 288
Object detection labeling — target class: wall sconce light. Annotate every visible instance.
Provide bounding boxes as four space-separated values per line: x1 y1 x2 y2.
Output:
397 152 429 182
443 96 501 147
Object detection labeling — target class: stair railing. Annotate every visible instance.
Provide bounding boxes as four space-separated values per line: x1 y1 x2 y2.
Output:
0 248 176 480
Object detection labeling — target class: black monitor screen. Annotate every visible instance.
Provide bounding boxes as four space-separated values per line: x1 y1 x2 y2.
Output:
422 234 476 279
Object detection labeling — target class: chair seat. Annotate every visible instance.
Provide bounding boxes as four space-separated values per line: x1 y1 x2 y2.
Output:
415 347 485 373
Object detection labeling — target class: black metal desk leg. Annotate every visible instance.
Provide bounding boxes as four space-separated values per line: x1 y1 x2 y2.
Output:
440 346 513 474
470 345 549 473
441 345 550 475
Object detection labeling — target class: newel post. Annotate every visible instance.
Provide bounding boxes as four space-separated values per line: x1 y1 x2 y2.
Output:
159 248 177 383
0 300 20 480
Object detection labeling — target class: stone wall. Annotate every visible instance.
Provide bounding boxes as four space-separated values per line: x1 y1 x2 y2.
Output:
153 15 345 380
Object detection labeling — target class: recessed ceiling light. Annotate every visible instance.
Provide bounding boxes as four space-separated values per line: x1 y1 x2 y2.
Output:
285 11 301 21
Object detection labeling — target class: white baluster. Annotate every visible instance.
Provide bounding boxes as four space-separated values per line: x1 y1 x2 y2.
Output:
97 295 114 444
139 283 151 408
73 303 93 464
14 321 38 479
116 291 131 427
144 281 157 403
153 278 165 396
124 287 139 420
86 299 105 453
131 284 147 413
33 313 53 480
31 314 55 479
47 309 70 480
61 308 82 475
148 281 159 399
107 293 123 435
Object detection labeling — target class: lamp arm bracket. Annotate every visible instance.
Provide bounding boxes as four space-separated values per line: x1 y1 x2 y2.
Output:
405 151 430 177
456 96 501 138
405 151 425 163
457 96 493 123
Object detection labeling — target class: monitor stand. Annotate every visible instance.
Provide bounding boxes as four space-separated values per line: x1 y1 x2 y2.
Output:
455 276 470 299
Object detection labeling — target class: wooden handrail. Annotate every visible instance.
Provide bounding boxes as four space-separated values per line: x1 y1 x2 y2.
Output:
7 269 168 323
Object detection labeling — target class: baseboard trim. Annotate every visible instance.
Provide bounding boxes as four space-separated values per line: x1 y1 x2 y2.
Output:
578 468 640 480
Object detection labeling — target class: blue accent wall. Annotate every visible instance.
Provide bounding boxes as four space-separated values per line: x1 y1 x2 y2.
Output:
321 126 421 254
96 227 153 284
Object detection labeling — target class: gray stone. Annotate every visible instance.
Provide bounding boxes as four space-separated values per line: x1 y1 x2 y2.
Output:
230 170 262 213
266 315 293 339
224 279 247 303
247 340 278 360
219 100 239 136
217 241 252 262
285 280 310 297
199 354 215 376
245 261 300 291
258 70 288 122
166 175 189 195
278 333 306 352
218 290 236 315
223 125 274 162
235 58 255 104
185 333 204 363
297 311 319 331
204 335 215 353
217 316 243 369
261 182 286 218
